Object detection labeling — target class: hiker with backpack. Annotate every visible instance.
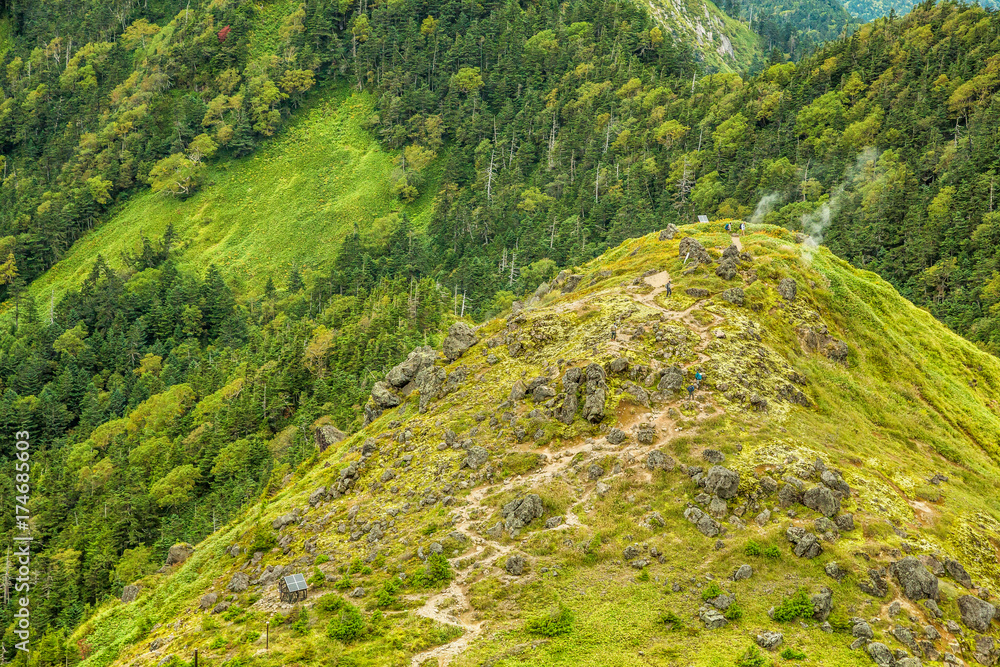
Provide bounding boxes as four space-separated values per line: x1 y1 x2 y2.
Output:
739 221 747 236
724 221 732 233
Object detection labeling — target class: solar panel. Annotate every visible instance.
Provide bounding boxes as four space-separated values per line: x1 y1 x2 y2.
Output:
697 215 709 223
283 574 307 592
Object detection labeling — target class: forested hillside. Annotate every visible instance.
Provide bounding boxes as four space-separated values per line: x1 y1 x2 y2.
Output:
5 0 1000 662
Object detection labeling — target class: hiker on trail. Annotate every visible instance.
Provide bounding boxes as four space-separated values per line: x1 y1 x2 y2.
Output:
665 280 672 296
610 323 617 341
687 384 696 398
739 221 747 236
695 371 703 387
724 222 732 233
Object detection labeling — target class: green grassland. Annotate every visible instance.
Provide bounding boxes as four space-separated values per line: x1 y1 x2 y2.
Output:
69 224 1000 667
27 86 435 305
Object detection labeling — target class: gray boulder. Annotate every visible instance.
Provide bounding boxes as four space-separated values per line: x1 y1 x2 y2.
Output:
756 631 783 650
684 507 720 537
227 573 250 593
802 485 841 517
199 593 218 610
778 278 797 301
957 595 996 633
812 587 833 621
505 555 525 576
734 564 753 581
704 466 740 499
646 450 674 471
699 608 728 629
314 425 346 452
385 346 436 387
502 494 544 533
443 322 478 361
657 366 685 393
866 643 895 667
890 557 938 601
945 559 973 588
607 428 627 445
658 225 679 241
371 381 401 408
463 445 490 471
702 449 725 464
721 287 745 306
853 620 874 640
165 543 195 566
121 585 140 603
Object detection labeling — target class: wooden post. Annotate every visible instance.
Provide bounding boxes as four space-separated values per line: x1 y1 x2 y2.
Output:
266 621 269 649
194 650 198 667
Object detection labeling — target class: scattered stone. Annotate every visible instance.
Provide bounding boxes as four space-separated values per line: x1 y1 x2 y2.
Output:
199 593 218 610
349 587 365 598
657 366 685 393
702 449 725 464
463 446 490 471
825 561 847 582
561 274 583 293
755 510 772 526
923 600 943 618
686 288 710 298
371 381 401 408
658 225 679 241
957 595 996 632
636 423 657 445
545 516 564 529
866 643 895 667
121 585 140 603
227 573 250 593
778 278 797 302
835 513 855 532
890 557 939 601
607 428 627 445
786 528 822 559
646 450 674 471
501 494 544 534
443 322 478 361
700 608 728 629
756 631 783 650
803 485 841 518
721 287 745 306
853 620 874 640
648 512 665 528
734 564 753 581
314 424 347 452
165 543 195 566
945 559 973 588
704 466 740 499
812 587 833 621
679 237 713 264
860 568 890 598
505 555 526 576
588 464 606 481
684 507 720 537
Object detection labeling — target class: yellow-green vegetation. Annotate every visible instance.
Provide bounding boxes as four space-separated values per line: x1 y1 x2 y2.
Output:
70 223 1000 666
0 17 10 58
27 86 435 304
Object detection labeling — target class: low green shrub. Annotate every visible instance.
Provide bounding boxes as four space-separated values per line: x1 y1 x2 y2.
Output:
773 588 814 622
724 602 744 621
327 603 367 642
735 645 768 667
525 604 574 637
781 647 807 660
701 581 723 601
659 609 684 630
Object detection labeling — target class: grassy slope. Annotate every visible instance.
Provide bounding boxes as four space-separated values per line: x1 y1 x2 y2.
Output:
69 223 1000 667
27 86 436 304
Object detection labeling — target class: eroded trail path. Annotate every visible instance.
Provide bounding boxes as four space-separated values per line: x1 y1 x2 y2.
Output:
410 262 729 665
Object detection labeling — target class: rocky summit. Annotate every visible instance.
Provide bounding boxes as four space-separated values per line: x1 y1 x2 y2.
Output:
69 224 1000 666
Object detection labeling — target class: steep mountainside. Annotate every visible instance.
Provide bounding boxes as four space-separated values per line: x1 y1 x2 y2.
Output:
642 0 764 71
64 223 1000 667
